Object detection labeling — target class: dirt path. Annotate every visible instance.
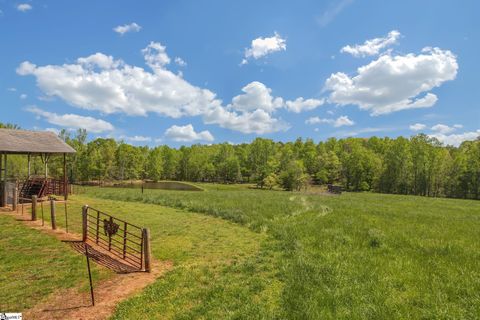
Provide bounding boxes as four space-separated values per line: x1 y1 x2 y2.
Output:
1 207 174 320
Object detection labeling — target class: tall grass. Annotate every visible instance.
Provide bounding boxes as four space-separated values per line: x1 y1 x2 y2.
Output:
83 185 480 319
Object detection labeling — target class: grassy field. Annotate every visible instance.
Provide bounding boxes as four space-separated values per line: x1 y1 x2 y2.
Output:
0 213 110 311
78 184 480 319
2 185 480 318
1 194 280 318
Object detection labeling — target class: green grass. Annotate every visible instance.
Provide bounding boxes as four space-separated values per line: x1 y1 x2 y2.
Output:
79 185 480 319
12 194 281 319
0 213 110 311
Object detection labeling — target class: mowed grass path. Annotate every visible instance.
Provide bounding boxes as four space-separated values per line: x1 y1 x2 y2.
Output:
82 184 480 319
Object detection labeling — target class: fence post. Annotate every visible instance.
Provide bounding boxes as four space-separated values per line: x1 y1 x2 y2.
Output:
13 186 18 212
82 205 89 242
31 195 37 221
143 228 152 272
50 199 57 230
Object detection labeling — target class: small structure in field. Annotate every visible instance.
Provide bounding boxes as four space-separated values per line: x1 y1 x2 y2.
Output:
327 184 343 194
0 128 76 207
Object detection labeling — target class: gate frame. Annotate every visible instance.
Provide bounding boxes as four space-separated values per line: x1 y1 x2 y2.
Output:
82 205 151 272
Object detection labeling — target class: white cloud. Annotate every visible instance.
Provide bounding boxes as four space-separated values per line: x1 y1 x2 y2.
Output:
27 106 114 133
20 93 27 99
305 115 354 127
325 47 458 115
113 22 142 35
316 0 354 27
409 123 426 131
334 115 355 127
230 81 283 113
120 135 152 142
7 87 17 92
242 32 286 64
429 130 480 147
142 41 171 68
431 123 456 134
164 124 214 142
341 30 400 57
285 97 325 113
174 57 187 67
17 42 319 135
204 107 289 134
45 128 60 135
17 3 32 12
453 124 463 129
336 127 392 137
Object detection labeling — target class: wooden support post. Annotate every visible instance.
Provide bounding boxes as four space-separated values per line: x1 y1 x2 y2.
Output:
13 186 18 212
31 195 37 221
63 153 68 201
50 199 57 230
27 154 31 177
64 201 69 233
143 228 152 272
82 205 88 242
41 201 44 226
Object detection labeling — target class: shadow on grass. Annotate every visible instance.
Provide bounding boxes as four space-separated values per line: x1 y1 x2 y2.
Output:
64 240 142 274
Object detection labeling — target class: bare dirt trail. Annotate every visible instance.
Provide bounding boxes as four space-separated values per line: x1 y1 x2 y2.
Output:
1 207 174 320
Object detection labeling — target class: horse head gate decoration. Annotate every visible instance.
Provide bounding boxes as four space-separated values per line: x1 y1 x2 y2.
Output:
82 205 151 272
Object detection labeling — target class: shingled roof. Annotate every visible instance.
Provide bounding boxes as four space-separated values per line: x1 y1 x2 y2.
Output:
0 128 76 154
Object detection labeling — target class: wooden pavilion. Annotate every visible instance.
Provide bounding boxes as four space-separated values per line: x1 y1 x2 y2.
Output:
0 128 76 207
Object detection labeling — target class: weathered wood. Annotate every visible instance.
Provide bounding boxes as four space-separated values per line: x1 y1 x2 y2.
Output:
41 200 44 226
64 201 69 233
13 186 18 211
50 199 57 230
63 153 68 200
31 195 37 221
82 205 89 242
143 228 152 272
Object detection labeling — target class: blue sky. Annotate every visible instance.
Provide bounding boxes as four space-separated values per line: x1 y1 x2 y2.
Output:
1 0 479 146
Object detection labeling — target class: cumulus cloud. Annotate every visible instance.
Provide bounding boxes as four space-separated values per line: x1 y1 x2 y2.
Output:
20 93 27 99
204 107 289 134
17 42 319 135
119 135 152 142
429 130 480 147
431 123 456 134
305 115 354 127
164 124 214 142
325 47 458 115
285 97 325 113
341 30 401 57
242 32 286 64
230 81 284 113
142 41 171 68
17 3 32 12
409 123 426 131
27 106 114 133
113 22 142 35
174 57 187 67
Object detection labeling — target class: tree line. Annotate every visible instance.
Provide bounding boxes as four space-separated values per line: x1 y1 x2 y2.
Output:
1 123 479 199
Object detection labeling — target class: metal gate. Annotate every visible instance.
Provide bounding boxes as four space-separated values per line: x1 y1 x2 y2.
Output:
82 206 150 271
